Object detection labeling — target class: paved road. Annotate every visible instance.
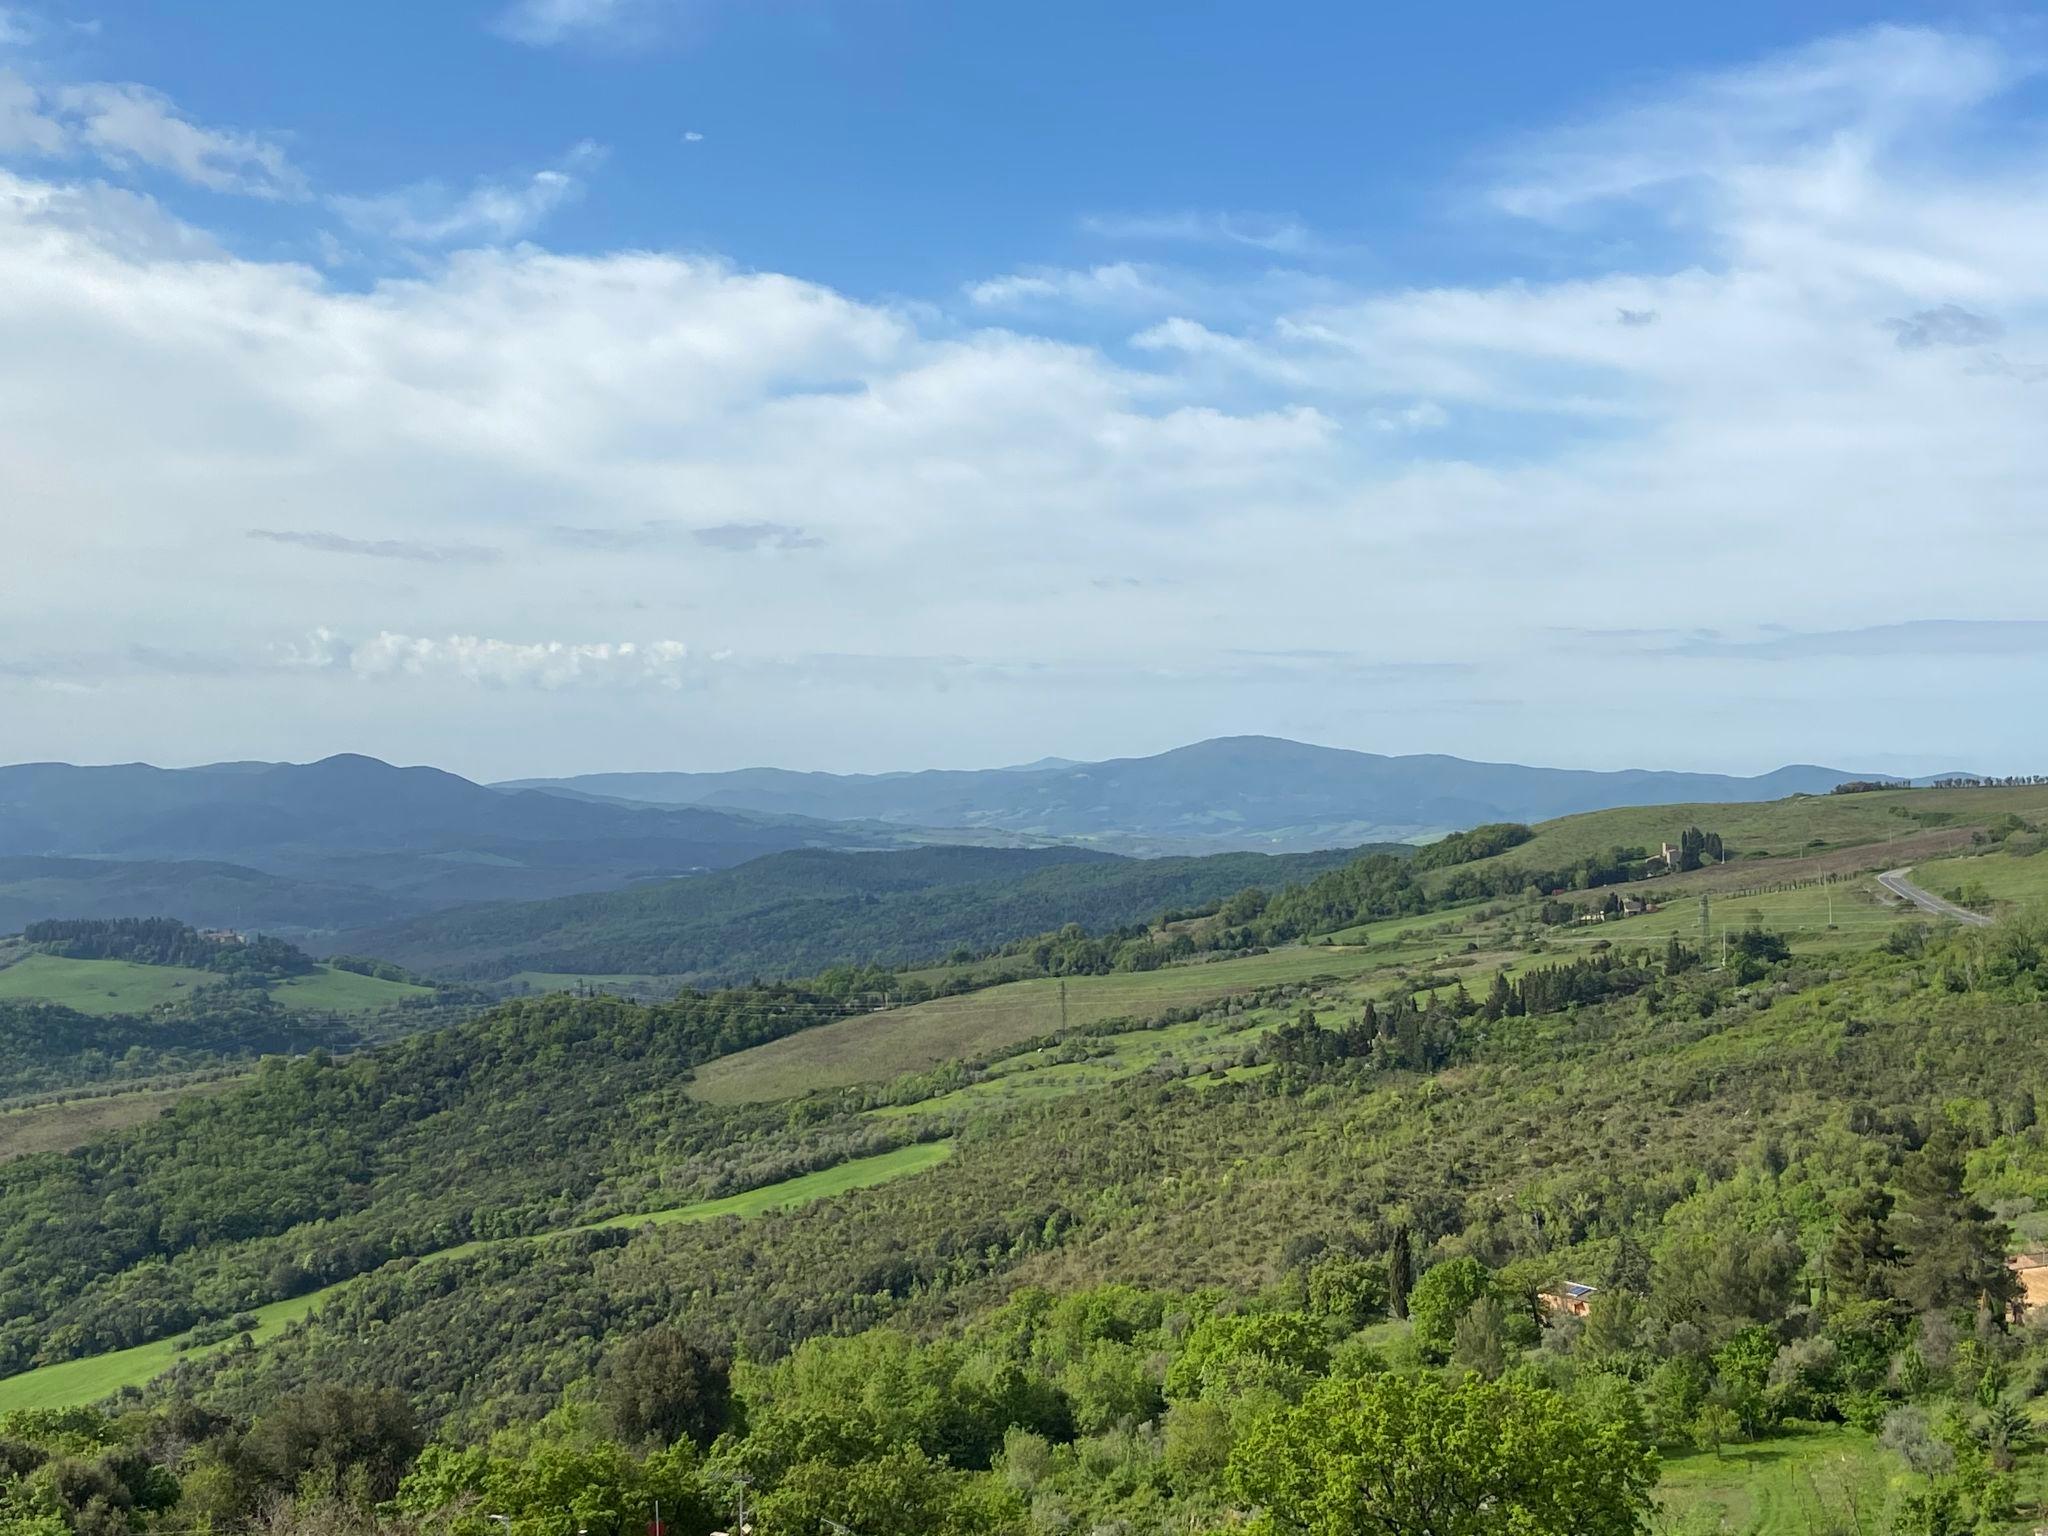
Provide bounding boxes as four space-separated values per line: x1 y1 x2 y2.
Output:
1879 867 1994 927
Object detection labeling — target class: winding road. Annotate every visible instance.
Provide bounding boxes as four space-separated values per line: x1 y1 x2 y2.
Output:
1878 867 1993 928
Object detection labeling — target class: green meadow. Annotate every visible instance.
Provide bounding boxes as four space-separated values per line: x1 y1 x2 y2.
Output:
0 954 218 1015
689 942 1400 1104
0 952 431 1017
270 965 435 1014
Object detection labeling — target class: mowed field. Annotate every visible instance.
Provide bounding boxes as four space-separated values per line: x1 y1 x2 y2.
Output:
0 1141 953 1414
1653 1424 1894 1534
1436 784 2048 894
1911 844 2048 911
1547 876 1915 955
0 954 218 1014
688 943 1400 1104
269 966 434 1014
0 952 430 1016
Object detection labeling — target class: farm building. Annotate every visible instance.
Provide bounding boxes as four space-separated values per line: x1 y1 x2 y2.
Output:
1538 1281 1598 1319
2009 1253 2048 1315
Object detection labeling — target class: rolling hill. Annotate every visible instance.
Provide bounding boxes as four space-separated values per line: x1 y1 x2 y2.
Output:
0 755 916 935
503 734 1884 852
342 841 1378 982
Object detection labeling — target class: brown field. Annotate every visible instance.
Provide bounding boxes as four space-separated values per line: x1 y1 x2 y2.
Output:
0 1078 239 1162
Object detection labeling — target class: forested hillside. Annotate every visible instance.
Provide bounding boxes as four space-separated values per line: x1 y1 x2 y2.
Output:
343 842 1378 981
9 792 2048 1534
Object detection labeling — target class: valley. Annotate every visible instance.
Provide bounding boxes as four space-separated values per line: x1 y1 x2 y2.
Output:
7 773 2048 1534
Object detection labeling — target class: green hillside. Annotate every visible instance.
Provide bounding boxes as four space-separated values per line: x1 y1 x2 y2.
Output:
0 953 218 1015
1438 782 2048 890
9 786 2048 1535
342 841 1380 981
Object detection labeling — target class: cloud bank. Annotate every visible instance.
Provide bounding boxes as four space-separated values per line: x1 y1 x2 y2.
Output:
2 24 2048 776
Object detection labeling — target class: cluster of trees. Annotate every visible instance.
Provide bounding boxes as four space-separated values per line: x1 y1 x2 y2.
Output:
1674 826 1726 871
0 994 336 1101
0 980 930 1376
1264 950 1669 1080
23 919 314 981
1410 821 1537 871
4 1297 1660 1536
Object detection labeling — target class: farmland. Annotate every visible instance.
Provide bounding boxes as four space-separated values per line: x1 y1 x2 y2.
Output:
0 953 219 1015
688 941 1397 1104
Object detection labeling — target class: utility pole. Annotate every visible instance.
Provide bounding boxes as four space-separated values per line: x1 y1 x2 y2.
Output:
1059 978 1068 1033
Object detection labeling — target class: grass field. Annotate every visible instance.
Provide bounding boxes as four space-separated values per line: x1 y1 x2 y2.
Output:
0 1078 239 1162
1441 785 2048 896
871 1011 1279 1120
0 1141 953 1414
0 954 219 1015
689 944 1402 1104
271 966 435 1014
0 953 432 1017
1546 876 1913 956
1654 1424 1895 1533
1910 845 2048 913
590 1140 952 1228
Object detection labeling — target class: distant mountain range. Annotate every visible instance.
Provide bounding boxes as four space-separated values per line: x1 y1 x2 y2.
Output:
0 755 918 935
0 738 1894 941
503 735 1886 855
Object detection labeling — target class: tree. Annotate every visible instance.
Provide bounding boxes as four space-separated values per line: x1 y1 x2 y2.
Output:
1451 1294 1508 1379
1165 1312 1328 1403
599 1328 732 1450
1386 1227 1413 1320
1889 1134 2014 1316
1407 1257 1495 1362
237 1385 422 1506
754 1444 1026 1536
1824 1186 1900 1307
1689 1403 1740 1458
1306 1254 1386 1328
1227 1373 1656 1536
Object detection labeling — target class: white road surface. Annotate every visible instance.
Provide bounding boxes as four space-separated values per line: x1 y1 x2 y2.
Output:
1878 867 1994 928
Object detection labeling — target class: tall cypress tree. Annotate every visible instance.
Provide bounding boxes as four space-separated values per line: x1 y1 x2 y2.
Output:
1387 1225 1414 1320
1890 1135 2013 1316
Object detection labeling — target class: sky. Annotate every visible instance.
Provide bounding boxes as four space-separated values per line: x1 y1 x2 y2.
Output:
1 1 2046 779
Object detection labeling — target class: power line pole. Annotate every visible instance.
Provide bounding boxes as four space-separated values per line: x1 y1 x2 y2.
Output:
1059 978 1068 1033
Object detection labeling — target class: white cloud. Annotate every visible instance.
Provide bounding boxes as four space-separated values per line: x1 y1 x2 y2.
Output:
1491 24 2018 223
287 630 699 690
333 142 604 246
6 25 2048 776
0 68 304 197
0 7 34 48
964 262 1175 311
53 81 306 198
1080 210 1328 256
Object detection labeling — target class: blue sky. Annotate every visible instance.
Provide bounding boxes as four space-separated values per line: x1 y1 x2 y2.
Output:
2 2 2046 777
